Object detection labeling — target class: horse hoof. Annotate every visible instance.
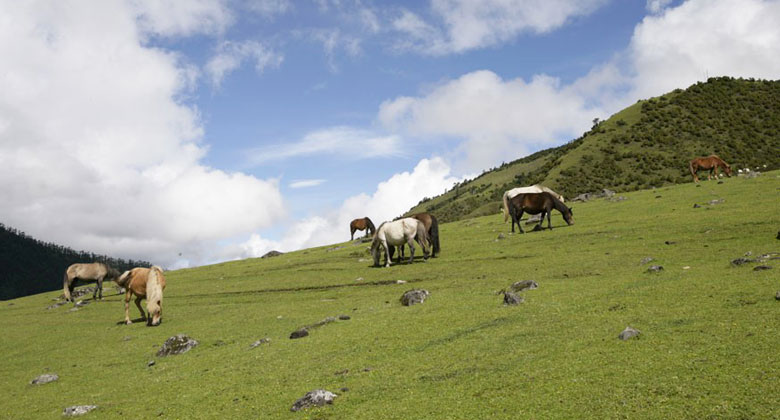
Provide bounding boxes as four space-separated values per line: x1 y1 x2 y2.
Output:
125 320 132 325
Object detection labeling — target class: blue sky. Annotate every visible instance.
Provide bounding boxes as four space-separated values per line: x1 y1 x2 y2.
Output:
1 0 778 267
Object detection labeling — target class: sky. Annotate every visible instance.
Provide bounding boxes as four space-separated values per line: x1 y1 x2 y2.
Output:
1 0 779 269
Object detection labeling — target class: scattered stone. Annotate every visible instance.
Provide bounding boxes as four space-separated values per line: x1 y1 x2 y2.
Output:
396 280 406 284
717 180 724 184
509 280 538 292
147 360 155 367
731 257 754 266
290 389 338 412
693 204 701 208
503 292 524 305
601 189 615 198
753 265 772 271
122 336 132 341
340 387 349 393
156 334 199 357
46 301 68 310
647 265 664 273
68 307 80 312
30 373 58 385
708 199 725 205
608 196 627 202
400 289 430 306
682 266 691 270
655 195 662 199
290 329 309 339
571 193 592 202
261 250 283 259
664 241 676 245
338 315 351 320
250 338 271 349
74 300 90 308
63 405 97 417
497 233 506 240
326 246 344 252
775 291 780 300
355 277 364 282
618 327 641 341
639 257 654 265
524 214 542 225
334 369 349 375
212 340 227 347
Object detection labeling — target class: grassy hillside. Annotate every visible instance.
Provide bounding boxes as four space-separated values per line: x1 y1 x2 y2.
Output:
1 173 778 419
407 77 780 222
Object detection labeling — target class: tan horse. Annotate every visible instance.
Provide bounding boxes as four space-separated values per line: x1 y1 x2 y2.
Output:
689 155 732 182
116 266 166 326
63 262 121 302
349 217 376 240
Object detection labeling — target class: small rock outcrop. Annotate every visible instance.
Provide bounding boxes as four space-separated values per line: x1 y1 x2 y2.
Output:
509 280 538 292
731 257 754 266
261 250 283 258
753 265 772 271
290 329 309 339
400 289 430 306
646 265 664 273
156 334 199 357
290 389 338 412
63 406 97 417
775 291 780 300
503 292 524 305
30 374 58 385
618 327 641 341
250 338 271 348
640 257 654 265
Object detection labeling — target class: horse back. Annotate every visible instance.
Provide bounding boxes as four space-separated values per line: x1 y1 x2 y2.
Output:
66 262 107 279
126 267 152 297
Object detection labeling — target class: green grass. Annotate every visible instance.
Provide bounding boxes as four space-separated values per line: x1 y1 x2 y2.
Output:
1 173 779 419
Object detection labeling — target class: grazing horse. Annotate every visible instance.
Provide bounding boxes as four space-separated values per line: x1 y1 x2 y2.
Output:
508 192 573 233
689 155 732 182
502 185 564 223
349 217 376 240
371 218 429 267
389 212 441 260
116 266 166 326
63 262 121 302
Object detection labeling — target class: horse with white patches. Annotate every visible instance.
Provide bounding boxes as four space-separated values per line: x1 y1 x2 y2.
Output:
371 218 429 267
502 185 564 223
116 266 166 326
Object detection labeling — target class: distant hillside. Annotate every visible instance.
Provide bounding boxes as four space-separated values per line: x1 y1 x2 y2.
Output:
0 223 150 300
407 77 780 222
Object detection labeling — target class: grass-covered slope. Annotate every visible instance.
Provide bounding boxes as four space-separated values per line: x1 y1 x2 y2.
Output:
1 173 779 419
408 77 780 222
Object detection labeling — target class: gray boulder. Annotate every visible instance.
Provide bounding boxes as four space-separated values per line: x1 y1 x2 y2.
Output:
156 334 199 357
290 329 309 339
30 373 58 385
509 280 538 292
503 292 524 305
250 338 271 348
753 265 772 271
290 389 337 412
63 406 97 417
401 289 430 306
619 327 641 341
646 265 664 273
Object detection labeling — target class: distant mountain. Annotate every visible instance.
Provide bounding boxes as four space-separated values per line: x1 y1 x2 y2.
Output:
406 77 780 222
0 223 150 300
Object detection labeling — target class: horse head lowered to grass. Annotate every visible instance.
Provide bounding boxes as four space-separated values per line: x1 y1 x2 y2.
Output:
116 266 166 326
62 262 121 302
349 217 376 240
507 192 573 234
371 218 429 267
689 155 732 182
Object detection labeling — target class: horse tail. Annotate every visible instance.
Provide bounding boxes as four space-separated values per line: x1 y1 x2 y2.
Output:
502 191 510 223
415 220 430 253
689 159 697 177
429 215 440 256
146 266 164 326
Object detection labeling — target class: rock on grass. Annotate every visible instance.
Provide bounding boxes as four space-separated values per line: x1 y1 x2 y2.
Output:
290 389 337 412
63 405 97 416
30 374 58 385
503 292 523 305
156 334 199 357
400 289 430 306
509 280 538 292
619 327 641 341
646 265 664 273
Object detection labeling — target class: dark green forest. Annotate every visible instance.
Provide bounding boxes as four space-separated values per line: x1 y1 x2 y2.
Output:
0 223 150 300
408 77 780 222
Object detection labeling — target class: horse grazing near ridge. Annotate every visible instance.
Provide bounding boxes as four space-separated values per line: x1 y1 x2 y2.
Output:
116 266 166 326
63 262 121 302
689 155 732 182
371 218 429 267
502 185 564 223
349 217 376 240
389 212 441 260
508 192 573 234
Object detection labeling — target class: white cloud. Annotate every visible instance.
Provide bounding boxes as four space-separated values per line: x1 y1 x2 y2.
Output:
309 28 362 72
646 0 675 14
232 157 460 259
379 70 602 171
392 0 609 55
131 0 233 37
246 126 404 164
0 1 285 267
289 179 326 189
205 40 283 87
245 0 292 18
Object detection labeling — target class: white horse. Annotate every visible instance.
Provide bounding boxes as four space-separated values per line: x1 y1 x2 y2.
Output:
371 218 429 267
502 185 564 222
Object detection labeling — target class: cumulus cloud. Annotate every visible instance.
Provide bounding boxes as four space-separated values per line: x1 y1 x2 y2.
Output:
392 0 609 55
232 158 461 259
289 179 326 189
646 0 675 14
0 1 285 267
206 40 283 87
246 126 404 164
131 0 233 37
379 70 603 170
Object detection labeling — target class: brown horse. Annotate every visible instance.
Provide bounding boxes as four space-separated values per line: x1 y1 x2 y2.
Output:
508 192 573 233
389 212 440 260
689 155 732 182
349 217 376 240
63 262 121 302
116 266 166 326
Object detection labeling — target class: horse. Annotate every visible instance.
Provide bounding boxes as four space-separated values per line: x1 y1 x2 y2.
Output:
689 155 732 182
63 262 121 302
508 192 573 233
349 217 376 240
371 218 429 267
389 212 440 260
116 266 166 326
502 185 564 223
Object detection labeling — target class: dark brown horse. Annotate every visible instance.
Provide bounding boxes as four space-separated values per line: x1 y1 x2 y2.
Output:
350 217 376 240
508 192 573 233
389 212 440 260
689 155 732 182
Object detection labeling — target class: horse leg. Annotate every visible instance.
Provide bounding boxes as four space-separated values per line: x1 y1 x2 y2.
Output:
135 296 146 321
547 209 553 230
124 291 132 324
350 227 355 241
384 241 392 268
95 276 103 300
407 237 415 264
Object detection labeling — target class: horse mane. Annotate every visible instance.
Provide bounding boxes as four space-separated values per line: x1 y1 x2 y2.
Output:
547 192 569 214
146 267 164 321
